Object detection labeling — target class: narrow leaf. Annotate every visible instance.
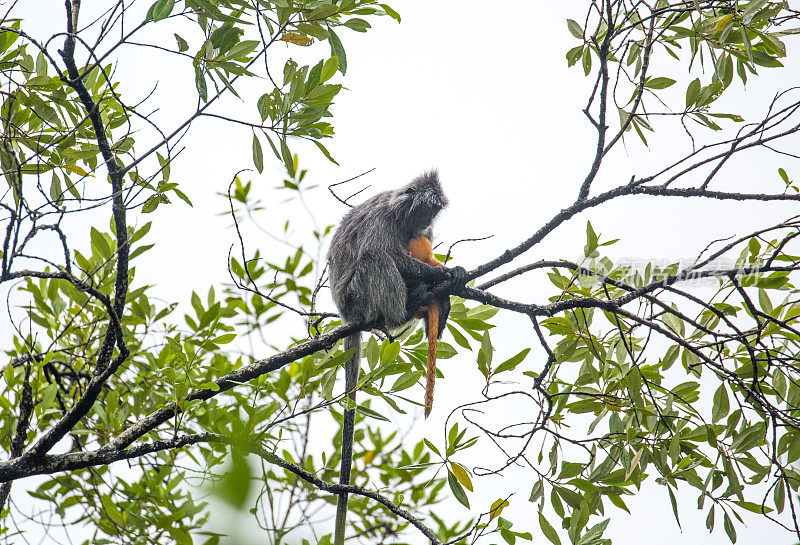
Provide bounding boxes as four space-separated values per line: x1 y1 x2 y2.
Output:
447 471 470 508
450 462 474 492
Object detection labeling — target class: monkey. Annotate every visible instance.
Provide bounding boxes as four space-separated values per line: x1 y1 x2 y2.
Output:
406 235 448 418
327 170 465 545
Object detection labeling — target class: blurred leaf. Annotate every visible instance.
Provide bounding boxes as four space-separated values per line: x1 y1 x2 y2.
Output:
213 450 252 509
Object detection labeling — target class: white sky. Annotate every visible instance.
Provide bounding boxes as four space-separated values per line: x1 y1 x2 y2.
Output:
4 1 800 544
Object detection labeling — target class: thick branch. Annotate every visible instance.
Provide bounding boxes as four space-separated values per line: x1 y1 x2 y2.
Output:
21 0 130 459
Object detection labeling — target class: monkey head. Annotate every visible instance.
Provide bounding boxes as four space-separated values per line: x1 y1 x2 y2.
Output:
391 169 448 235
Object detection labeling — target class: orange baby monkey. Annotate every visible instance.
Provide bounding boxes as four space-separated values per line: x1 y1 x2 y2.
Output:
407 236 444 418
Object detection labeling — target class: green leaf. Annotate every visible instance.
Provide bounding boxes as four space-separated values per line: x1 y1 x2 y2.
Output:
751 50 783 68
447 324 471 349
194 65 207 101
581 48 591 75
296 23 329 40
577 519 609 545
147 0 175 21
757 288 773 314
743 0 768 23
645 77 676 89
723 511 737 542
380 341 401 365
328 28 347 75
355 402 390 421
343 18 371 32
558 462 583 479
40 383 57 413
310 4 338 19
447 471 470 508
539 513 562 545
168 527 193 545
306 61 323 91
668 487 681 529
100 494 125 525
731 423 766 453
585 220 598 257
49 172 63 205
252 134 263 173
35 52 47 76
685 78 701 107
390 370 423 392
279 138 294 176
775 478 786 513
364 337 379 365
567 19 583 39
210 25 242 53
320 56 339 82
172 187 192 206
712 385 729 423
227 40 260 60
566 45 583 66
423 438 441 457
174 33 189 52
608 493 630 513
213 333 236 344
142 195 161 213
494 348 530 375
283 59 297 86
319 348 356 369
758 31 786 58
477 331 493 377
380 4 401 22
312 140 339 165
733 500 772 514
724 457 744 501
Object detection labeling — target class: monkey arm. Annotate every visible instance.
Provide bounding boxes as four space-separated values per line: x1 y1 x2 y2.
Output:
394 252 448 284
399 257 467 322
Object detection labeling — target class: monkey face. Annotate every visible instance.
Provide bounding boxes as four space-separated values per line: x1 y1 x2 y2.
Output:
394 169 448 231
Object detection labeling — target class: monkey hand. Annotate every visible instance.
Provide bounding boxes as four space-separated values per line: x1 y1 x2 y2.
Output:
444 266 468 289
406 282 434 318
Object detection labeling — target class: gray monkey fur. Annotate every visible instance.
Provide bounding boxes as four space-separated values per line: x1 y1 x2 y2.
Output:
328 170 462 544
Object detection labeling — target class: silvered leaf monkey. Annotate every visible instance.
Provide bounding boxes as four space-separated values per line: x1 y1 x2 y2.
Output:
327 170 465 545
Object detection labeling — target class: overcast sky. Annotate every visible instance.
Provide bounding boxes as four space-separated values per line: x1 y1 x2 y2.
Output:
5 1 800 543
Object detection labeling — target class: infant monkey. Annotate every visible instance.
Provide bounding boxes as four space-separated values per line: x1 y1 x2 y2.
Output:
328 170 465 545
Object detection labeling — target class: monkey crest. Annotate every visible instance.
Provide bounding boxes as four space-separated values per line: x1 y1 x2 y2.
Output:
390 170 448 236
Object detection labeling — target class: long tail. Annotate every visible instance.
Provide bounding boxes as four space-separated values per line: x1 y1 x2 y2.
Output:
424 302 439 418
334 332 361 545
